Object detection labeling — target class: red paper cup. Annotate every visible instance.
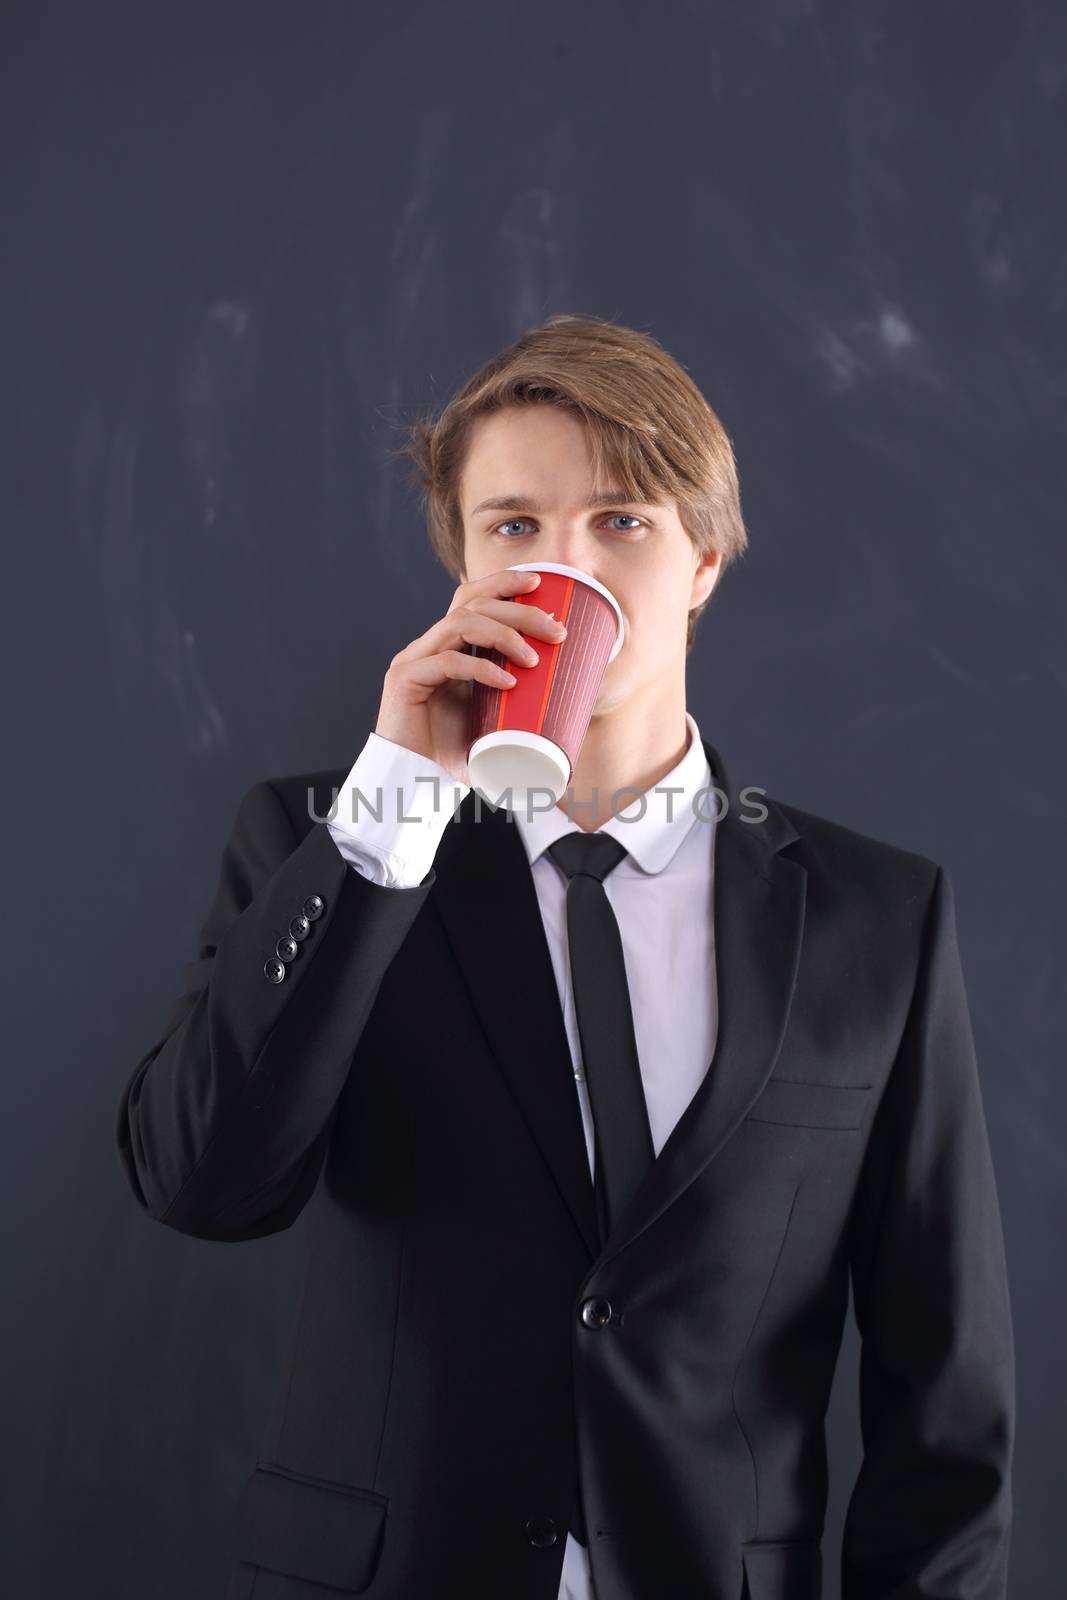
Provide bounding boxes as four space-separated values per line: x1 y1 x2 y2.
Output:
467 562 625 806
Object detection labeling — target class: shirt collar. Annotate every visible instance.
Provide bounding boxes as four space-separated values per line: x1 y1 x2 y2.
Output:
509 709 713 877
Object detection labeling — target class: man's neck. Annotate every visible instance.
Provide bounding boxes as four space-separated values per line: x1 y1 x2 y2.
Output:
554 693 691 833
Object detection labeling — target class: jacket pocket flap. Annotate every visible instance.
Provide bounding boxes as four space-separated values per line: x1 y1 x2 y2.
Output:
234 1463 387 1593
744 1077 871 1130
742 1539 822 1598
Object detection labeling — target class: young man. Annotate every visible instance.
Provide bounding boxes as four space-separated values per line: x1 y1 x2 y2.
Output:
117 315 1014 1600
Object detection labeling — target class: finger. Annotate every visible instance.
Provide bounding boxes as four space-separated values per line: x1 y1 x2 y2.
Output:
393 647 516 692
439 606 546 667
450 568 541 611
463 595 568 641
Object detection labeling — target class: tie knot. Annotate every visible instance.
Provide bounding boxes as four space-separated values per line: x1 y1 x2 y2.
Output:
546 831 629 885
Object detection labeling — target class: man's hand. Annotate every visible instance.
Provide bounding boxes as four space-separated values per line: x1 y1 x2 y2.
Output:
374 567 567 786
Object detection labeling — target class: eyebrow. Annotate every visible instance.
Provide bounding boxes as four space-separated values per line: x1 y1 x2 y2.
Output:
469 491 654 518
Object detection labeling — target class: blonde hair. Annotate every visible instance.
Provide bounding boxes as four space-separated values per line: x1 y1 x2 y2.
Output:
390 313 748 657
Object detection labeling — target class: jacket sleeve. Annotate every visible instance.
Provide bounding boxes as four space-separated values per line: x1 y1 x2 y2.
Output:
115 776 436 1242
843 866 1015 1600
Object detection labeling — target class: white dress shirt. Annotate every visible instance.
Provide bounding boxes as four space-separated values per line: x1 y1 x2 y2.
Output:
325 710 719 1600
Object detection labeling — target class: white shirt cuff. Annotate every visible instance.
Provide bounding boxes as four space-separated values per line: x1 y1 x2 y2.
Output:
325 731 470 889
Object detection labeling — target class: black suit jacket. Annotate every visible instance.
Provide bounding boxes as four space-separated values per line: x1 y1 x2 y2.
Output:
116 736 1014 1600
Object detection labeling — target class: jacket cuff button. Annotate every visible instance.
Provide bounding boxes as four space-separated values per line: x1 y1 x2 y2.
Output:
263 957 287 984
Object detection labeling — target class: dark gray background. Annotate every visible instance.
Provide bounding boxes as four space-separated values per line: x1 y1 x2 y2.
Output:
5 2 1064 1595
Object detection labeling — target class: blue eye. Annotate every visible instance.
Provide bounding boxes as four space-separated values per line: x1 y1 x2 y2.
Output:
493 514 645 538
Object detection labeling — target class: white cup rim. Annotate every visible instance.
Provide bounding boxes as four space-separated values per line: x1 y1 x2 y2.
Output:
505 562 625 662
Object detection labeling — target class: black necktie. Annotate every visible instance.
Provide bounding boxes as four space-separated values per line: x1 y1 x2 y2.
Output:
547 831 656 1245
547 831 656 1549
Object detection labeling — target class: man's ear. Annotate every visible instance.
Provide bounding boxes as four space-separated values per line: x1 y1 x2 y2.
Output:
691 547 722 609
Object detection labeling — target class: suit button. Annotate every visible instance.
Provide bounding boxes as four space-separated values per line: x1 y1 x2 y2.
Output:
524 1516 558 1548
303 894 325 920
263 957 286 984
289 913 311 941
581 1297 613 1329
276 935 298 962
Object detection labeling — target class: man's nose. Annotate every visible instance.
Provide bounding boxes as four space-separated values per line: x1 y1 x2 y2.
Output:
530 533 606 580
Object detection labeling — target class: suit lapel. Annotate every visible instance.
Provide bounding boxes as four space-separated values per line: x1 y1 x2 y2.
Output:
429 736 806 1271
431 793 603 1259
598 745 806 1270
